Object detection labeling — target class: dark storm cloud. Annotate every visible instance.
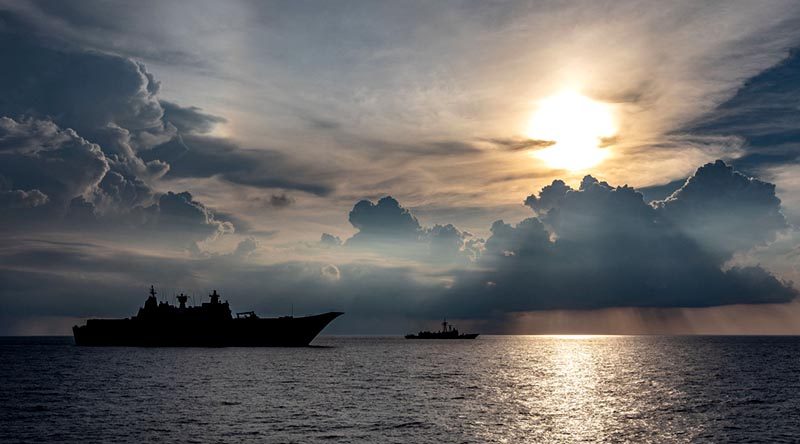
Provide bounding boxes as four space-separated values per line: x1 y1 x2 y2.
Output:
0 17 172 223
0 13 339 246
436 160 795 315
0 12 341 254
0 188 48 208
0 21 168 156
0 116 229 247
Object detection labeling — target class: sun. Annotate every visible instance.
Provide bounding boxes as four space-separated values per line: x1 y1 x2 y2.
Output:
526 90 616 171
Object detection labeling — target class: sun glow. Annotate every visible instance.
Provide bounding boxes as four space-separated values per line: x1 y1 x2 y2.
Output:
526 90 616 171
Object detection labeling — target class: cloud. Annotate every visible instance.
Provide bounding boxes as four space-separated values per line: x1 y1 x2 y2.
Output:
320 233 343 247
321 264 341 281
0 23 168 157
232 236 258 258
425 224 482 262
684 50 800 172
343 196 482 264
523 179 570 214
0 161 796 334
269 193 295 208
347 196 421 244
0 116 230 246
657 160 788 260
144 134 335 196
483 137 556 152
0 117 109 211
146 191 234 243
0 16 340 254
441 160 796 315
160 100 226 134
0 188 48 208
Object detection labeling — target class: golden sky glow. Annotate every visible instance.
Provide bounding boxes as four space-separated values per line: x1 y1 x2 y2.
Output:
526 90 616 171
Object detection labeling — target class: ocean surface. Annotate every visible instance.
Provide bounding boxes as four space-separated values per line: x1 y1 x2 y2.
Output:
2 335 800 443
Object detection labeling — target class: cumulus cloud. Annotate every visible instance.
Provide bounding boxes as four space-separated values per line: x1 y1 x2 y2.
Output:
347 196 421 244
344 196 481 264
523 179 570 214
0 188 48 208
441 160 796 314
0 117 109 210
0 25 168 158
0 17 343 253
0 116 230 246
657 160 788 260
425 224 483 262
0 18 254 249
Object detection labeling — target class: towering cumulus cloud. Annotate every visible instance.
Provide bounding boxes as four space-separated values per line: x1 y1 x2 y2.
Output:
656 160 788 260
344 196 481 263
0 14 233 248
441 161 795 315
347 196 422 244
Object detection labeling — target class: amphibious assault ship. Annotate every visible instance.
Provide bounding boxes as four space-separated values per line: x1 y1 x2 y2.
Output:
73 286 343 347
405 319 479 339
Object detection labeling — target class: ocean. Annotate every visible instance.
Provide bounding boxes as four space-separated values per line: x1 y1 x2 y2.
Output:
1 335 799 443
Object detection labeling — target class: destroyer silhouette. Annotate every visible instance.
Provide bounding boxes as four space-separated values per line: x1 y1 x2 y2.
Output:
405 318 479 339
73 286 343 346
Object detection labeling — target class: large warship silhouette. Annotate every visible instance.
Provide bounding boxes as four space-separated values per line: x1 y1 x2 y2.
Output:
405 319 479 339
73 286 343 347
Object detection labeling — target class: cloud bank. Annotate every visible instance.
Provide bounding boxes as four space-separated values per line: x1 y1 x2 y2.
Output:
440 161 794 315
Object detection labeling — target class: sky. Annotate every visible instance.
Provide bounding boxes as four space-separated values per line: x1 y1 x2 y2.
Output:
2 0 800 335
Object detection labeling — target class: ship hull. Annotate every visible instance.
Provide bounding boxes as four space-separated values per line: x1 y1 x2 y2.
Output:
73 312 343 347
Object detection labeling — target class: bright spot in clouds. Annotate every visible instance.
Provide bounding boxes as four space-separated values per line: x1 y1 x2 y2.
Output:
526 90 617 171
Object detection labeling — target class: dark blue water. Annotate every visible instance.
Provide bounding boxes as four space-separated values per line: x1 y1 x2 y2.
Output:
2 336 800 443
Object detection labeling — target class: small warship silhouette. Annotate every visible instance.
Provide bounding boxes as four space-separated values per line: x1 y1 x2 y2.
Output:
405 318 479 339
72 285 343 347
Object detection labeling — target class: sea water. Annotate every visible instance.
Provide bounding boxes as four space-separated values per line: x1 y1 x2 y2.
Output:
1 335 799 443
